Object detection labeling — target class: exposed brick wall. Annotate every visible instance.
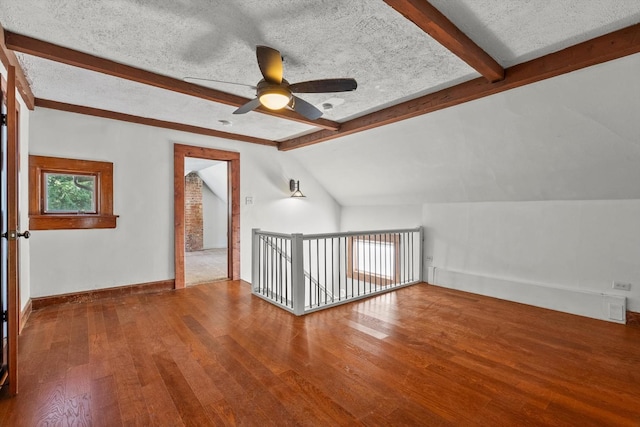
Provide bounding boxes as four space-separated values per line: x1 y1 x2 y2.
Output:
185 172 203 252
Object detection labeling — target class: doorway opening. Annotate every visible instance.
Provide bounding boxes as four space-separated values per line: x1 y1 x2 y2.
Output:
184 158 228 285
174 144 240 289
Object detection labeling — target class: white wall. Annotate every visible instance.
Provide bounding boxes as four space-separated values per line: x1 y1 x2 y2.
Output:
199 161 228 249
424 200 640 318
28 108 341 297
29 100 640 324
295 54 640 322
18 87 29 311
202 184 227 249
342 200 640 320
198 162 227 203
341 205 422 231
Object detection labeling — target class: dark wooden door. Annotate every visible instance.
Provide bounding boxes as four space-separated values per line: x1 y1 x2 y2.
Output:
0 71 8 387
1 67 23 394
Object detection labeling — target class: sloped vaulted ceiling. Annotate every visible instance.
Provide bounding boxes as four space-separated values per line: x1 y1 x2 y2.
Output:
1 1 639 204
289 53 640 205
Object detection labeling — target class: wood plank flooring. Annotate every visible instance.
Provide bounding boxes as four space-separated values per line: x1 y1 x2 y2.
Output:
1 281 639 426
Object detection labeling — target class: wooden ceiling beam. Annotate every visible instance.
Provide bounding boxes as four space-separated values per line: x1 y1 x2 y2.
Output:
0 24 35 109
279 23 640 151
383 0 504 82
35 98 278 147
4 30 341 131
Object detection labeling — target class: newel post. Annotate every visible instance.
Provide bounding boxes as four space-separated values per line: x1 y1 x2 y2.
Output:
291 233 305 315
251 228 260 293
418 226 425 283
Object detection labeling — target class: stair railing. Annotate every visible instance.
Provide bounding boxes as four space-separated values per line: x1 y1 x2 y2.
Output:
252 227 423 315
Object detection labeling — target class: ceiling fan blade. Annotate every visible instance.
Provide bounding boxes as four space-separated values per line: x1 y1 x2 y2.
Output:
233 98 262 115
183 77 256 90
289 78 357 93
291 96 323 120
256 45 283 84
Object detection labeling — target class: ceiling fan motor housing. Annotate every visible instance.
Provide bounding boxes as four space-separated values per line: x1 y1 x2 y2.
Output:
257 79 292 109
232 46 356 118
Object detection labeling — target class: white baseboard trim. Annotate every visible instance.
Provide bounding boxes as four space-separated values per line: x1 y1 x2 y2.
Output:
428 267 626 324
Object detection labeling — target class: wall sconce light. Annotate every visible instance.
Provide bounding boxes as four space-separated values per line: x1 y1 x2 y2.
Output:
289 179 305 198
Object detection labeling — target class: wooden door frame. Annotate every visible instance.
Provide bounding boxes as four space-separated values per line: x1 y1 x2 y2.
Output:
174 144 240 288
2 66 20 395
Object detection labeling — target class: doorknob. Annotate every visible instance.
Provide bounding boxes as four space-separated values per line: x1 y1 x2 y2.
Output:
1 230 30 240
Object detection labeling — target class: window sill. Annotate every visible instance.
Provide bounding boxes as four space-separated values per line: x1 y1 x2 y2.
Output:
29 214 119 230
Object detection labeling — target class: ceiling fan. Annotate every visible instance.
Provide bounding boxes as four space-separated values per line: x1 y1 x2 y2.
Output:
185 45 357 120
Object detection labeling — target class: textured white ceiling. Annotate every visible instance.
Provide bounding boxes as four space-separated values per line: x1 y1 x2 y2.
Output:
1 1 639 203
0 0 478 135
2 1 639 139
16 54 316 141
429 0 640 67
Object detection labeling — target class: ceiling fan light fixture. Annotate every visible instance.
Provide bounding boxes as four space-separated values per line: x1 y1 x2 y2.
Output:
232 46 357 119
259 87 292 110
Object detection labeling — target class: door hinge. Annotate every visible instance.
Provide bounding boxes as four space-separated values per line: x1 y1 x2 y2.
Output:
1 311 7 322
0 113 6 126
1 231 17 240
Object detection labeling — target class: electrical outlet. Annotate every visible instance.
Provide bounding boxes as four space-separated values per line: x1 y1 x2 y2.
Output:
612 281 631 291
245 196 253 205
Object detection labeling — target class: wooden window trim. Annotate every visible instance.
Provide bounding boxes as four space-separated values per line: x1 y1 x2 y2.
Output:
29 155 118 230
347 234 400 285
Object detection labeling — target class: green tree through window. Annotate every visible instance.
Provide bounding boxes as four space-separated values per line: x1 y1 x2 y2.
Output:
45 173 96 213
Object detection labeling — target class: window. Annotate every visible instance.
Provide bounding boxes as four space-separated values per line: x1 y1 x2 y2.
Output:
29 155 118 230
348 234 400 285
44 173 97 213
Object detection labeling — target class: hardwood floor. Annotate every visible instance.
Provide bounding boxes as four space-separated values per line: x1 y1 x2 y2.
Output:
1 281 639 426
